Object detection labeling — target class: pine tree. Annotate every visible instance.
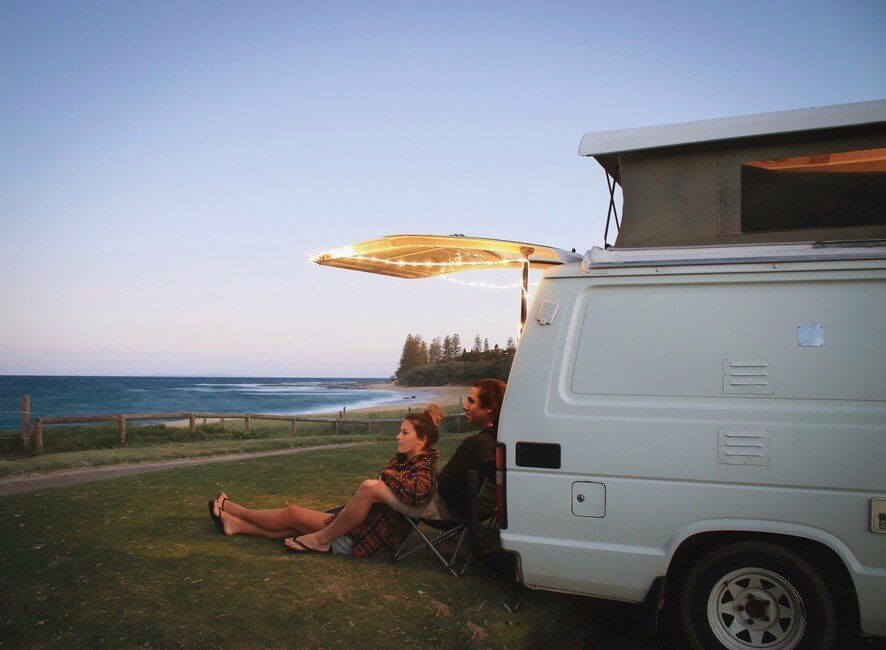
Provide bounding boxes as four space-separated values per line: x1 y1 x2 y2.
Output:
472 335 483 354
428 337 442 364
396 334 429 380
442 335 453 361
451 333 462 358
506 337 516 350
483 337 490 353
395 334 415 380
417 338 429 366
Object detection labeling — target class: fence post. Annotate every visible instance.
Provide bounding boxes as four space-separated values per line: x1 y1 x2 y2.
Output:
117 417 126 445
333 420 338 435
21 394 30 450
342 406 347 419
220 418 226 430
366 421 371 435
189 413 196 440
291 418 297 436
34 419 44 454
245 415 251 434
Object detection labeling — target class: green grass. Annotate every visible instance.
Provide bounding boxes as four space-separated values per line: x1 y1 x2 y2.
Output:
0 406 472 479
0 437 624 648
0 434 392 479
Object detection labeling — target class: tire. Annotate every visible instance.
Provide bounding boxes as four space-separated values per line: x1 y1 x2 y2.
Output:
679 540 836 650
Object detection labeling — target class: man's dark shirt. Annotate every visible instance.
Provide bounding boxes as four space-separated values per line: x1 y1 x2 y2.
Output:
438 425 497 520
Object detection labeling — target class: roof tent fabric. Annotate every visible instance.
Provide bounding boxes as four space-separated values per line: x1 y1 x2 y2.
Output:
578 101 886 248
310 234 582 278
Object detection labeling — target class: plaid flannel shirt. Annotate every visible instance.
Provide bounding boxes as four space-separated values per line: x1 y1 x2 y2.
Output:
325 449 439 557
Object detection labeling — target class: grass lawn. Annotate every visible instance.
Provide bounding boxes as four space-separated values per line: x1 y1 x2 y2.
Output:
0 436 650 648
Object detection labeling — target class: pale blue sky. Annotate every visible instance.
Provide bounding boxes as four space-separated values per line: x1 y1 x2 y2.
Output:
1 1 884 376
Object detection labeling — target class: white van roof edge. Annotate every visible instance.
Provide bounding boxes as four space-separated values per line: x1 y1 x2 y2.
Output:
575 242 886 272
578 99 886 157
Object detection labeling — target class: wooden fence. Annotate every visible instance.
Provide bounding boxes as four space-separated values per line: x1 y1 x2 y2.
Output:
19 396 463 454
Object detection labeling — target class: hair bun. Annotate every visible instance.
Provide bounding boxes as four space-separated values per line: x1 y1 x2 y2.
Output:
424 403 443 427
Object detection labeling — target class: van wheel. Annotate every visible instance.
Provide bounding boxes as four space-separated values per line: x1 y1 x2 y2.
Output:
679 541 835 649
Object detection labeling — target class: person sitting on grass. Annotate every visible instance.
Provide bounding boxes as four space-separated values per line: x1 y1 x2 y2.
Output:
382 378 506 522
208 405 442 557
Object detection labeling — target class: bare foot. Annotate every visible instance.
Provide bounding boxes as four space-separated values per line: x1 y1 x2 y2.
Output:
219 510 238 536
285 533 331 553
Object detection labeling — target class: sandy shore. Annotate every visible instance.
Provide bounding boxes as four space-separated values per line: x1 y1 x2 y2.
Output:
360 382 466 411
166 383 467 427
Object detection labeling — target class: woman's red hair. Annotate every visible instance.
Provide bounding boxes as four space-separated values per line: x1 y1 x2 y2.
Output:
403 403 442 450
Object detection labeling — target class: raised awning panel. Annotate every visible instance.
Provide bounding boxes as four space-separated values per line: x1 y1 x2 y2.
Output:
310 234 582 279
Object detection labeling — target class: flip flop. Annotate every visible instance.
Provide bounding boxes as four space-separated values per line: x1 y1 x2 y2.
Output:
208 500 224 533
284 538 331 555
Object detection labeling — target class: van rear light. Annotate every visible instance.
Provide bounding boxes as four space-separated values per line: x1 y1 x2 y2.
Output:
495 442 507 529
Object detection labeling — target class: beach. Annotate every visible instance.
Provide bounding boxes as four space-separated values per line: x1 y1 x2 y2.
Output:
0 376 471 431
148 383 466 427
361 382 467 411
173 383 468 426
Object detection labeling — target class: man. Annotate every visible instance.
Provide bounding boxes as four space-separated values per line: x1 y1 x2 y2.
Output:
437 378 506 520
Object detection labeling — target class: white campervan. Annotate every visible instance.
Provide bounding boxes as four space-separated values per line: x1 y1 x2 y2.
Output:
312 100 886 649
496 100 886 649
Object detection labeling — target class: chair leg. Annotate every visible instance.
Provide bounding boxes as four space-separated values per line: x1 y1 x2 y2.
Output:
394 521 465 577
396 525 464 562
449 526 467 567
392 525 418 562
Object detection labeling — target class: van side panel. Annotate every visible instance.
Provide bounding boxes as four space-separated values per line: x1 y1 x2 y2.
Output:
498 265 886 634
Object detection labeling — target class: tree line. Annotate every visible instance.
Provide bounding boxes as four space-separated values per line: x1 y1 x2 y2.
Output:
395 333 517 386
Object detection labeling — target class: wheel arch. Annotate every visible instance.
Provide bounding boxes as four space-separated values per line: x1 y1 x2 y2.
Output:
661 521 860 631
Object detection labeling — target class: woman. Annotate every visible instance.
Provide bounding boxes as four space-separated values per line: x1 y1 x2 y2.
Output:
208 404 442 557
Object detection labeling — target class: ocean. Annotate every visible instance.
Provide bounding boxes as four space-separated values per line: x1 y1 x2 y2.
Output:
0 376 429 430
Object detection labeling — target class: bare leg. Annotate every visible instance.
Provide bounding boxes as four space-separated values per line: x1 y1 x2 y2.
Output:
288 480 394 552
216 495 328 534
219 511 301 539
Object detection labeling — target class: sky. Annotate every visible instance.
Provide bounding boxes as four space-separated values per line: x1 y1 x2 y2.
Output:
1 1 884 377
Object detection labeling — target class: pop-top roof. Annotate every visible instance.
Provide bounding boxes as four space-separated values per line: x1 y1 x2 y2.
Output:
310 234 582 279
579 99 886 157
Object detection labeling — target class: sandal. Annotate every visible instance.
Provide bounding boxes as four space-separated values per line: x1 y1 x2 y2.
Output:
208 495 228 533
284 538 331 555
208 500 223 533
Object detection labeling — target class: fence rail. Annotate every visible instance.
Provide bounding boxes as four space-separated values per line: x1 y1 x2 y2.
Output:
23 403 464 454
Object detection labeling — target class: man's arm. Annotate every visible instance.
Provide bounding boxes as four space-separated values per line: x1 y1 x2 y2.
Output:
438 436 484 499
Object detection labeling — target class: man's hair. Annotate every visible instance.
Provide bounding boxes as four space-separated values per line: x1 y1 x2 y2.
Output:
471 379 507 425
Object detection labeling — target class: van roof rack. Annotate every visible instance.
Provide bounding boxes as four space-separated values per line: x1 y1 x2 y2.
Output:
579 99 886 158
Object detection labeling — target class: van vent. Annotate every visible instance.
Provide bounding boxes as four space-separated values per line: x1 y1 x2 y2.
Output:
718 426 771 466
723 358 774 396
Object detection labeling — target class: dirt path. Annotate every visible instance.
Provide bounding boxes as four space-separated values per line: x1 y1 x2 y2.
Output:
0 441 382 497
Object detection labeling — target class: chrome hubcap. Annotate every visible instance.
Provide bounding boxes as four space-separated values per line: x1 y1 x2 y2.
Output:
706 568 805 648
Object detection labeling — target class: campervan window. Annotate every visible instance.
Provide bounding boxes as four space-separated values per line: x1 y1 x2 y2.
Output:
740 147 886 233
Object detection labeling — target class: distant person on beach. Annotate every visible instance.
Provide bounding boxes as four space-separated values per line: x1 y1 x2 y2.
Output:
208 405 442 557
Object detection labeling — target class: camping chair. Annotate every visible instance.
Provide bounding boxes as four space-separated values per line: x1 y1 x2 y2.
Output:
391 461 498 577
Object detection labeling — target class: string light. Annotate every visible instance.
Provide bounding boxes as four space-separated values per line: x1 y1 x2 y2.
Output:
438 275 540 290
310 251 526 269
